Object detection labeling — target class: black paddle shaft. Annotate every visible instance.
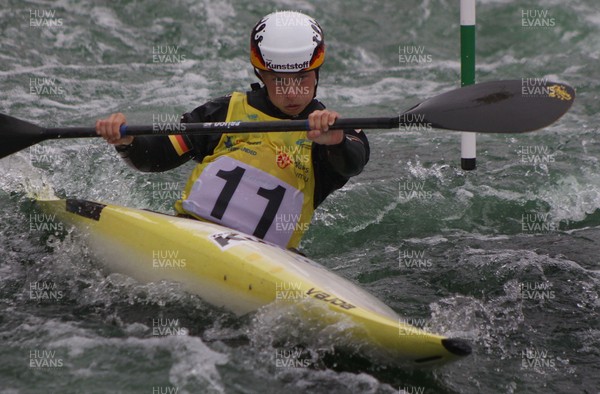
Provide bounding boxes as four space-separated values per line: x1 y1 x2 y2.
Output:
0 79 575 159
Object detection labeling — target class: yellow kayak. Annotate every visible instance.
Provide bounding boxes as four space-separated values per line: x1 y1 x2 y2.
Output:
36 199 471 365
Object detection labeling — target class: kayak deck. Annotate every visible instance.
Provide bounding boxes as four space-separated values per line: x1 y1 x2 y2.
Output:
36 198 471 365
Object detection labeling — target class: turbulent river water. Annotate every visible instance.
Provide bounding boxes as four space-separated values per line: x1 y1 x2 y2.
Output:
1 0 599 393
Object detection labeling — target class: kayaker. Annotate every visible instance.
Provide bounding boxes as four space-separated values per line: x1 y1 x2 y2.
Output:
96 11 369 250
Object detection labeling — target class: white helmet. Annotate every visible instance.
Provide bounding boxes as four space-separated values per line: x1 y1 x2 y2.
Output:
250 11 325 73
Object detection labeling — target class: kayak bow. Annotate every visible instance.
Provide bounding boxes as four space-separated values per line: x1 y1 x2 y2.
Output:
36 198 471 365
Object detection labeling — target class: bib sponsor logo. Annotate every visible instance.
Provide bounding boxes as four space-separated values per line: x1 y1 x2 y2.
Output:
276 151 293 169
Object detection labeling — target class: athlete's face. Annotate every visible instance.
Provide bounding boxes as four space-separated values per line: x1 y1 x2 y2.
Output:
260 71 316 116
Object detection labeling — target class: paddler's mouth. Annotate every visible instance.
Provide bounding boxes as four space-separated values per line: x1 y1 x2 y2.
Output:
283 104 303 115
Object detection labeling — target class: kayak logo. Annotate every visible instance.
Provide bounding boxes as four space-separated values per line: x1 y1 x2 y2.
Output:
398 318 430 337
398 249 432 269
399 45 432 64
152 318 188 336
521 212 557 234
275 281 307 301
521 347 556 370
399 181 434 201
152 113 187 134
151 249 187 269
519 281 556 301
517 145 556 165
306 288 356 310
398 113 432 132
29 281 64 302
29 349 64 369
29 77 65 96
210 231 268 251
274 346 311 369
521 9 556 28
29 9 63 28
152 45 186 63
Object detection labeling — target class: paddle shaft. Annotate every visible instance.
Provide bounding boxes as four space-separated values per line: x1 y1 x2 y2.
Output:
44 117 401 139
0 80 575 160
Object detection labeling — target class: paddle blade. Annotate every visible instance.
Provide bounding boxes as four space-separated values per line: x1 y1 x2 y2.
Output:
402 80 575 133
0 113 47 159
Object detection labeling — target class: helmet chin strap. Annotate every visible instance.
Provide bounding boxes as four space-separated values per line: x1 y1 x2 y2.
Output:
313 68 319 98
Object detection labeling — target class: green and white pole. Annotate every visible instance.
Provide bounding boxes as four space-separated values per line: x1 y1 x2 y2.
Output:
461 0 476 170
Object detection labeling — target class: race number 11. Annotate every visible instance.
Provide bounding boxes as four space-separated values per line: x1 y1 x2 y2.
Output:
212 166 286 238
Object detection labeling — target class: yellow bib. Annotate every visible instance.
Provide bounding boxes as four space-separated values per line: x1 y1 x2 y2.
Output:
174 92 316 249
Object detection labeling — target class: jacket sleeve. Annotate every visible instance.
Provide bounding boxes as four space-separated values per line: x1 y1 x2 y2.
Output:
115 96 231 172
323 129 370 177
116 135 191 173
312 128 370 208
